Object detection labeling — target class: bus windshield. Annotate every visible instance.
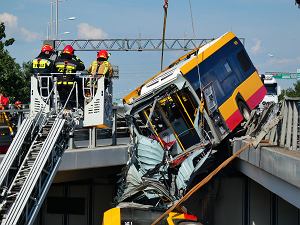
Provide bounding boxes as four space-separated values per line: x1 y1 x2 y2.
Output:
138 87 200 153
265 83 277 95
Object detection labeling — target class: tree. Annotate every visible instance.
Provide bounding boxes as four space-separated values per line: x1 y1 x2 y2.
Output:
0 22 31 103
278 81 300 101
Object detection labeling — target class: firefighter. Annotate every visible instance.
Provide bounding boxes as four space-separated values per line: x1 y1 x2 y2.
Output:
32 44 55 75
54 45 85 110
88 50 113 89
14 101 22 110
0 92 9 110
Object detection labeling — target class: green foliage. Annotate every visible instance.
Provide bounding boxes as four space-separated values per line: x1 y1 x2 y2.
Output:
279 81 300 101
0 22 31 103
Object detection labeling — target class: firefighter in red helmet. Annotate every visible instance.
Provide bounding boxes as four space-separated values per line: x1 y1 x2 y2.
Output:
88 50 113 89
14 101 22 110
0 92 9 110
32 44 55 75
54 45 85 110
55 45 85 73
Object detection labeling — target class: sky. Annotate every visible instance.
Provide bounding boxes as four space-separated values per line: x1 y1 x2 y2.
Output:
1 0 300 99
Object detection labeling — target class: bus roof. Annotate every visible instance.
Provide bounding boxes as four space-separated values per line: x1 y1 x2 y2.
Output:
123 32 237 104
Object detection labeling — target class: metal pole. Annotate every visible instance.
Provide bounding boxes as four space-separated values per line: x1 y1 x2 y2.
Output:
112 108 117 146
17 112 23 131
53 77 58 113
50 1 53 39
88 127 96 148
55 0 58 39
47 26 49 40
68 130 75 149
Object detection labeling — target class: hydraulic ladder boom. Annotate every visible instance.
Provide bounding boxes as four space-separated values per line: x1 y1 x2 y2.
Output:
0 113 69 225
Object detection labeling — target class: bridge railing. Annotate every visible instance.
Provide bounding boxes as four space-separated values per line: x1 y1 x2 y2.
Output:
247 97 300 151
277 97 299 151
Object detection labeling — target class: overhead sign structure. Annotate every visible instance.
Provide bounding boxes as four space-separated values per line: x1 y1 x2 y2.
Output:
265 72 300 79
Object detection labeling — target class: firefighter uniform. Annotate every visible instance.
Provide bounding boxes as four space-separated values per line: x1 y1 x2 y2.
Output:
0 93 9 110
32 55 54 75
32 44 55 75
54 50 85 109
88 50 113 89
88 60 113 78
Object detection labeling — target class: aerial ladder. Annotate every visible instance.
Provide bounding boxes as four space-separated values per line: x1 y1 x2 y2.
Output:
0 73 113 225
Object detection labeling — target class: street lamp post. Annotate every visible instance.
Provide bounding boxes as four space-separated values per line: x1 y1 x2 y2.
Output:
50 1 53 39
49 0 76 39
47 17 76 40
56 0 58 39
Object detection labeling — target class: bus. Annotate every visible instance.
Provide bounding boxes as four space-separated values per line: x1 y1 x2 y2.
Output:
117 32 266 207
124 32 266 147
260 74 281 108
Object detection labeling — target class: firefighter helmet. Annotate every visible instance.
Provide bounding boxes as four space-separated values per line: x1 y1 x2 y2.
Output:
97 50 109 60
14 101 22 109
62 45 74 56
41 44 54 53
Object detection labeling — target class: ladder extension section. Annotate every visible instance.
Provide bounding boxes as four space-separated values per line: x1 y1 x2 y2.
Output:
0 118 35 192
0 116 67 225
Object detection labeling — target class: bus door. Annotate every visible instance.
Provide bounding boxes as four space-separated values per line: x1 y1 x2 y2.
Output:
157 88 201 155
141 101 186 156
138 88 201 155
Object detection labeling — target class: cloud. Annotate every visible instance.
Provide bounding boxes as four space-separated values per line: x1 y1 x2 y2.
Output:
267 57 300 66
0 12 18 28
0 12 39 42
263 57 300 72
77 23 107 39
20 28 40 42
250 39 262 54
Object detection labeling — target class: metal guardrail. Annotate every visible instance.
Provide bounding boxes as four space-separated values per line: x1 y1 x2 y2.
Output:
246 97 300 151
277 97 299 150
0 108 29 114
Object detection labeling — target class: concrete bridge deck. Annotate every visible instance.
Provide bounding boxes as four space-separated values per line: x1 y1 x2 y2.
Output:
233 140 300 209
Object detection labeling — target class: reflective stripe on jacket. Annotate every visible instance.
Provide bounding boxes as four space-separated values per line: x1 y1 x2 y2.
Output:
32 57 53 74
54 53 85 84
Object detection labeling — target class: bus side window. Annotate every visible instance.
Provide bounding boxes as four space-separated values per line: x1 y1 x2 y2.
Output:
237 50 251 72
214 60 232 82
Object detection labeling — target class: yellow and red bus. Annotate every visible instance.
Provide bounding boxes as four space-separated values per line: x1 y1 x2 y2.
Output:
116 32 266 223
124 32 266 146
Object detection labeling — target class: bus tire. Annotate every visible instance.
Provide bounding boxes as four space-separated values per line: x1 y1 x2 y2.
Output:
238 101 251 121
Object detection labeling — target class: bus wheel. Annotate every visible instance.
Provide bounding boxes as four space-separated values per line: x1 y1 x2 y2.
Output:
238 101 251 121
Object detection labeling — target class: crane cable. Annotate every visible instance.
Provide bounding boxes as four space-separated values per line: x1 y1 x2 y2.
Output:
151 141 253 225
187 0 206 139
160 0 168 71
